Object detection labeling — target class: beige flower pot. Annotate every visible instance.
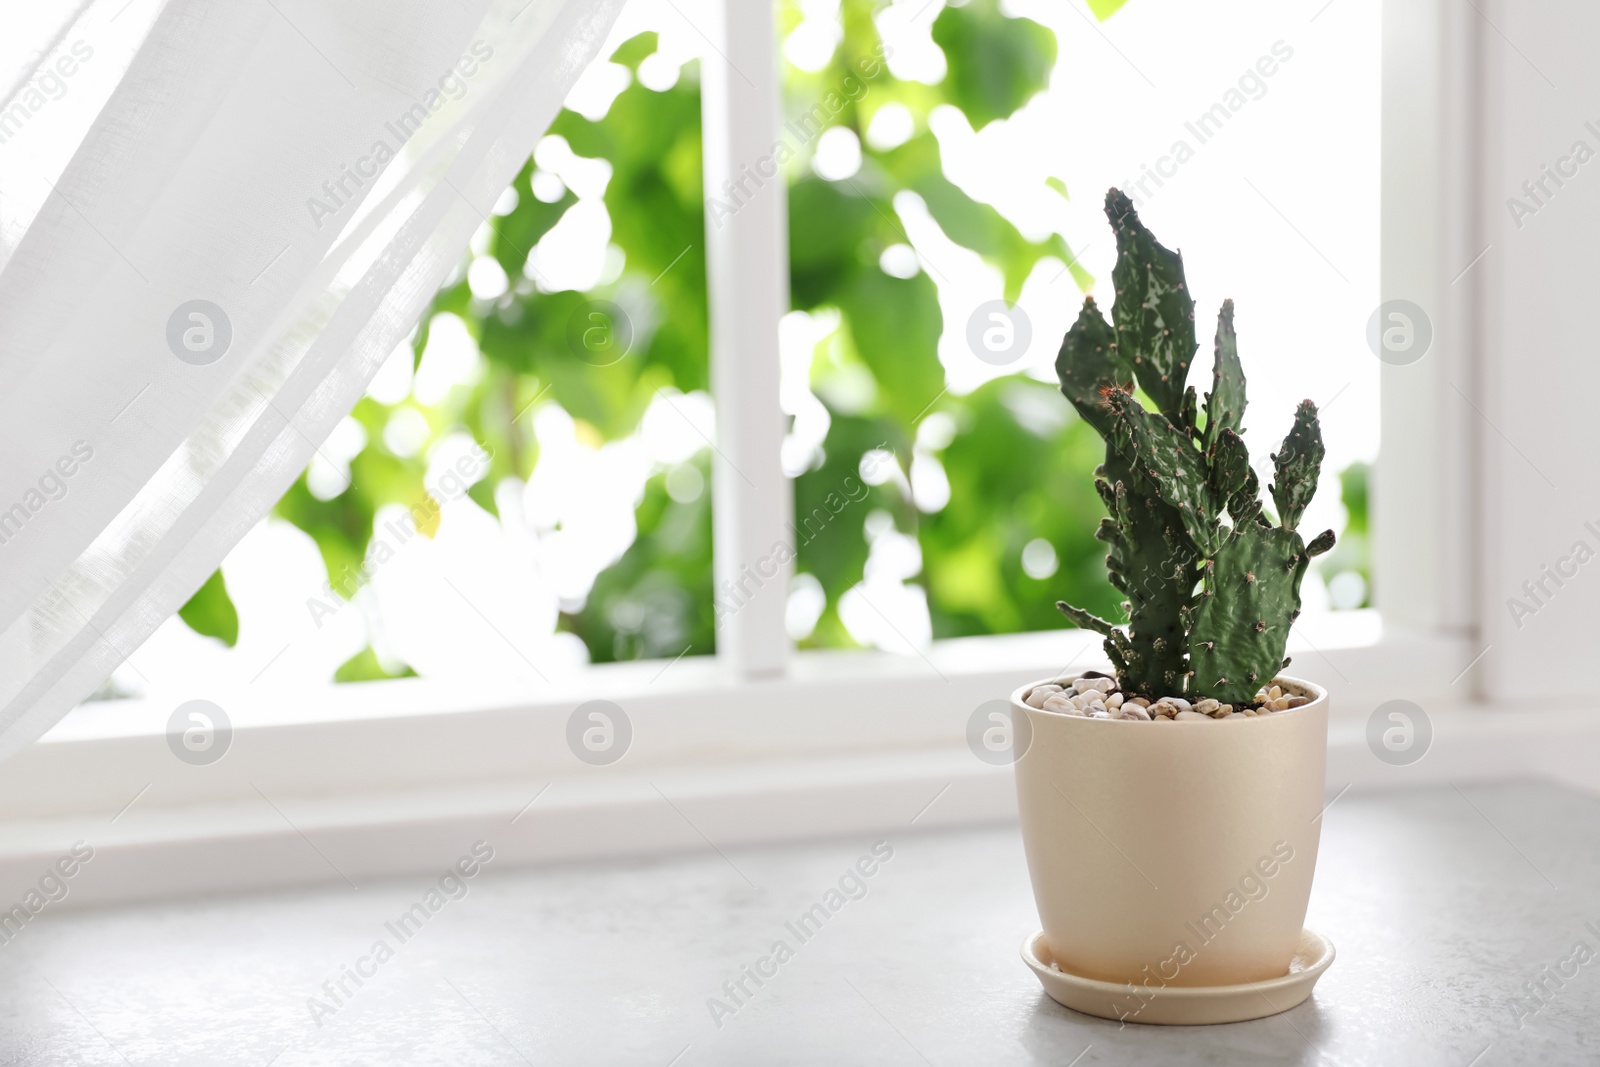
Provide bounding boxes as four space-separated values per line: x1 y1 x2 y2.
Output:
1012 674 1328 1005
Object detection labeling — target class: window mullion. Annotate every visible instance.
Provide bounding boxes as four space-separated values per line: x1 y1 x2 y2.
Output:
700 0 792 678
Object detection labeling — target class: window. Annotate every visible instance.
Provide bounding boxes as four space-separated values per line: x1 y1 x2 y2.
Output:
20 0 1481 907
96 0 1387 704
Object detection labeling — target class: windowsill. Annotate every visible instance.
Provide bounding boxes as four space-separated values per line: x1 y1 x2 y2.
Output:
44 609 1425 741
1 614 1556 909
3 781 1590 1064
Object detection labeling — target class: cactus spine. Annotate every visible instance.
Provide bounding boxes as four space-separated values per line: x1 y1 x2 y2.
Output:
1055 190 1335 703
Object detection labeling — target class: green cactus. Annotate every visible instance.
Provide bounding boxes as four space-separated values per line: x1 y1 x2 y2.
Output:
1054 190 1336 703
1054 300 1194 695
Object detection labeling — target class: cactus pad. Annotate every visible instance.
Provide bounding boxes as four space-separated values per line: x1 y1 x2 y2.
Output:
1187 523 1310 704
1105 190 1196 420
1050 189 1335 702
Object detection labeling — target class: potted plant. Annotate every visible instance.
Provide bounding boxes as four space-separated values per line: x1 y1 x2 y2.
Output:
1014 190 1338 1025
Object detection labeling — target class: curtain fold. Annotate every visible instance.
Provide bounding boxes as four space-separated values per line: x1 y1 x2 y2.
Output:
0 0 626 762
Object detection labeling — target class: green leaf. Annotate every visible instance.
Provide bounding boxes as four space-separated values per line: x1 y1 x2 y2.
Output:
837 266 945 427
178 568 239 648
921 379 1122 639
788 176 877 308
795 414 909 645
335 647 417 683
610 31 658 71
570 459 715 662
931 0 1056 129
1086 0 1131 20
879 132 1090 302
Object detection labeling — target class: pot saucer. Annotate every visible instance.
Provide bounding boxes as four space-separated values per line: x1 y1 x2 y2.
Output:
1020 928 1334 1025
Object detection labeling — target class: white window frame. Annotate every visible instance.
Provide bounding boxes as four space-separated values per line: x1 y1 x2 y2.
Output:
4 0 1552 909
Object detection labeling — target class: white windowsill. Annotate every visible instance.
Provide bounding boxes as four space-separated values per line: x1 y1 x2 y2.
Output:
5 614 1577 910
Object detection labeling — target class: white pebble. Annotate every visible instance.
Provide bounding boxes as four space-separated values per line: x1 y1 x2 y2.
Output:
1042 694 1075 714
1088 709 1112 719
1120 703 1152 721
1174 710 1210 721
1027 685 1063 709
1163 697 1193 713
1105 693 1124 710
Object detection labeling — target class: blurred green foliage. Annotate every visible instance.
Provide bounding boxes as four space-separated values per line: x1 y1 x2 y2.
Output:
176 0 1366 675
177 567 237 648
188 29 716 674
1318 460 1371 609
782 0 1105 645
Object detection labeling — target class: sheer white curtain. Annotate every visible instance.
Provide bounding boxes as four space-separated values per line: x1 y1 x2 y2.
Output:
0 0 624 761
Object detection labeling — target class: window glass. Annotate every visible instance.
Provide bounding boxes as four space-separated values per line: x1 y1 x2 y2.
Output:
781 0 1379 653
103 3 714 697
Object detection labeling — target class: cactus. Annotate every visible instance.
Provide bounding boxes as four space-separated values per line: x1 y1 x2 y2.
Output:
1055 190 1335 703
1055 300 1195 695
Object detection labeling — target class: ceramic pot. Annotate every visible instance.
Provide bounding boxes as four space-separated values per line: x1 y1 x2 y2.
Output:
1012 675 1327 994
